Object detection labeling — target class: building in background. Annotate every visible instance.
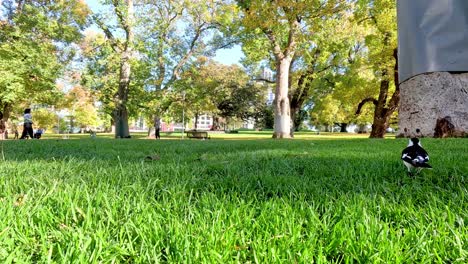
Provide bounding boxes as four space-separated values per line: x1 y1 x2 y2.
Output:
194 114 213 130
261 67 275 105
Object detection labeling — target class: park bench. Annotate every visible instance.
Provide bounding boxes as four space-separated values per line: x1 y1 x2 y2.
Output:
186 131 209 139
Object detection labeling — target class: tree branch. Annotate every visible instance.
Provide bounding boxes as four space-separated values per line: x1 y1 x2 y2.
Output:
168 22 209 85
93 15 119 52
284 19 299 58
112 0 127 31
253 78 275 84
387 48 400 112
263 29 284 60
356 98 378 115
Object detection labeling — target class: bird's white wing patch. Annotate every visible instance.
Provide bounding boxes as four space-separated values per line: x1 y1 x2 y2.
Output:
403 161 414 171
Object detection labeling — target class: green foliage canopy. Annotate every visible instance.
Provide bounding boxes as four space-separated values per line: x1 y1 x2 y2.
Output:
0 0 90 120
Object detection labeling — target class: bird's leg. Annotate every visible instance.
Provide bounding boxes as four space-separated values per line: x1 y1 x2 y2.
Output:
407 169 414 177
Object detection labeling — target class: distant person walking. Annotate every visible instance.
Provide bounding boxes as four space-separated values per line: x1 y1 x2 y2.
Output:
20 108 34 139
154 117 161 139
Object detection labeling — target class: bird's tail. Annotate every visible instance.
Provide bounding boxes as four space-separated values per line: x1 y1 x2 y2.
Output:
419 163 432 169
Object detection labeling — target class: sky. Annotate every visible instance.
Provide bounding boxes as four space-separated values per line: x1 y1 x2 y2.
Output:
213 45 243 65
85 0 243 66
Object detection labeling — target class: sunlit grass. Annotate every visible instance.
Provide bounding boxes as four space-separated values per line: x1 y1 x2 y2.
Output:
0 137 466 263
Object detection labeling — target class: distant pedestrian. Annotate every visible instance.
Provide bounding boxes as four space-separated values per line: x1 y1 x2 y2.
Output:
154 117 161 139
20 108 34 139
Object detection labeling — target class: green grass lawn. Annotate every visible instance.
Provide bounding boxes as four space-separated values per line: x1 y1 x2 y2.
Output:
0 135 466 263
38 130 392 140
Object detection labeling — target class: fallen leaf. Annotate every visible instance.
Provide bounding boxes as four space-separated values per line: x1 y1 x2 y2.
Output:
14 194 27 207
145 154 160 161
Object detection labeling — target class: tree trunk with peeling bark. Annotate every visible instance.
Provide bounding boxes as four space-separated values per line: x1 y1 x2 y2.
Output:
273 58 293 138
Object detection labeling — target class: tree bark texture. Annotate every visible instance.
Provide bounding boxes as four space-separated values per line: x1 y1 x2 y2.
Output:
370 48 400 138
289 76 311 136
0 104 12 140
114 54 131 138
273 58 292 138
398 72 468 137
113 0 133 138
0 103 12 122
114 106 130 138
290 105 300 134
289 49 326 135
356 48 399 138
194 113 199 131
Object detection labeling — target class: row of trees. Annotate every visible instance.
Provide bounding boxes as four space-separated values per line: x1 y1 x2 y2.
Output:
1 0 399 138
237 0 398 137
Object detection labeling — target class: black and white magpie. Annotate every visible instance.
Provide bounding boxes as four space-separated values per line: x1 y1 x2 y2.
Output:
401 138 432 176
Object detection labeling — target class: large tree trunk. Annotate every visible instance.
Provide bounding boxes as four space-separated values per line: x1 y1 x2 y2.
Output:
288 49 321 136
369 73 391 138
273 58 292 138
211 115 221 131
357 48 399 138
398 72 468 137
289 88 307 136
113 0 133 139
370 48 399 138
194 113 199 131
0 104 12 140
370 115 390 138
1 103 12 122
114 106 130 138
339 123 348 133
290 105 300 134
114 59 131 138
